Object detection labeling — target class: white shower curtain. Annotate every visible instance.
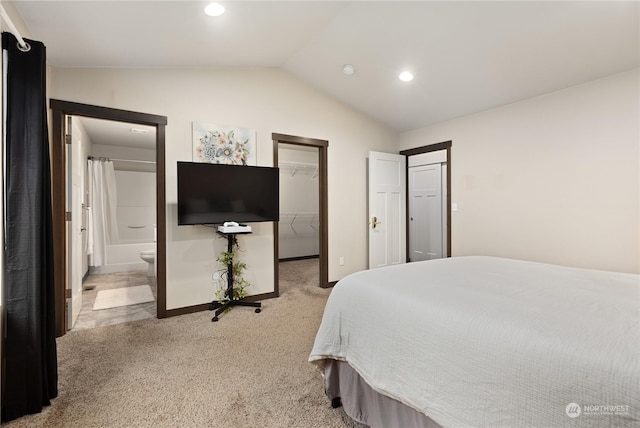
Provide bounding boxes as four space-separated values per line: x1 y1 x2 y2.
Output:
87 159 119 266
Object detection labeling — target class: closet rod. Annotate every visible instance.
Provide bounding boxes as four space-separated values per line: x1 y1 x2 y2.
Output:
279 161 318 168
0 5 30 52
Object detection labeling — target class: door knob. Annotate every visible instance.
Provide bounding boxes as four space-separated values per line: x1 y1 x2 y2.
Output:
370 216 381 229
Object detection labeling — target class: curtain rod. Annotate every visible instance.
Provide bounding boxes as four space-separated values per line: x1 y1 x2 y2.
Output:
0 5 30 52
89 156 156 165
111 158 156 165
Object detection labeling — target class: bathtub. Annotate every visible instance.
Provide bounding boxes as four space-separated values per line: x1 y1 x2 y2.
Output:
89 242 155 275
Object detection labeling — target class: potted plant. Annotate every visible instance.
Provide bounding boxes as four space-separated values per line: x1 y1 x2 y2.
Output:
214 235 250 305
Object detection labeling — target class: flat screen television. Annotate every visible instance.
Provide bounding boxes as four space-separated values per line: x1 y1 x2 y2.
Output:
177 161 279 225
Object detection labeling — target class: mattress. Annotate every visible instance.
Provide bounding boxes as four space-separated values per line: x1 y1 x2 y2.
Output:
309 256 640 427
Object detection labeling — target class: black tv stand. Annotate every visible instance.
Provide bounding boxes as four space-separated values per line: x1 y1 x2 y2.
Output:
209 231 261 322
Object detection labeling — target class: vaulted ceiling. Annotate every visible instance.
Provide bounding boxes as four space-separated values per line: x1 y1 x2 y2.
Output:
11 1 639 132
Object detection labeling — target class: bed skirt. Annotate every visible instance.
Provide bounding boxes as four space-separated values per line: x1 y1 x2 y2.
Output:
323 359 441 428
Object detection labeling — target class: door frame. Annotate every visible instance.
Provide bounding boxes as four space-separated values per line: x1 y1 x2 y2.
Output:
272 133 329 289
50 99 168 337
400 141 452 258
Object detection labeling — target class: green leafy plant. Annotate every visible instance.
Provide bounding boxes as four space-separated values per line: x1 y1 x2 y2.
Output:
214 236 250 303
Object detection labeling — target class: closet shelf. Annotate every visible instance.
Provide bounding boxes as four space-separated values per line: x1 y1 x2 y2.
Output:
280 212 319 232
279 161 318 178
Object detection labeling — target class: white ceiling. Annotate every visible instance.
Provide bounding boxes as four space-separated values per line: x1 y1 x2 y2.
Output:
78 117 156 149
12 1 640 132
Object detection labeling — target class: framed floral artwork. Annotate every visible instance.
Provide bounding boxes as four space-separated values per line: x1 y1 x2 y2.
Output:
192 122 256 166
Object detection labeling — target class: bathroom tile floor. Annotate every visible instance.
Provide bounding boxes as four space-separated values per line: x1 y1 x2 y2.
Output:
72 270 157 331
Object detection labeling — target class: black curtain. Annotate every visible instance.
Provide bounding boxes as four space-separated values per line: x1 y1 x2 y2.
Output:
1 32 57 422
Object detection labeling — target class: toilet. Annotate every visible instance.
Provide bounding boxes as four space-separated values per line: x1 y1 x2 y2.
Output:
140 250 155 277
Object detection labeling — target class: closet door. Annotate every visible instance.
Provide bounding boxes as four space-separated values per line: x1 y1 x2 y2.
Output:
408 163 443 261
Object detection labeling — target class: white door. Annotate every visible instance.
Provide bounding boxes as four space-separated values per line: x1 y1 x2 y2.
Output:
368 151 406 269
67 117 84 329
409 163 443 261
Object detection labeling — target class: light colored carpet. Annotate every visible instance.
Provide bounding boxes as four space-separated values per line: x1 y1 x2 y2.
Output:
92 285 155 310
4 259 360 428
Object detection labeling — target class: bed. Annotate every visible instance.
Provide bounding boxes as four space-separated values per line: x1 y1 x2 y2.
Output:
309 256 639 427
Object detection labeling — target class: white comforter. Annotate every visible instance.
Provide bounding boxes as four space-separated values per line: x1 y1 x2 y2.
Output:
309 257 640 427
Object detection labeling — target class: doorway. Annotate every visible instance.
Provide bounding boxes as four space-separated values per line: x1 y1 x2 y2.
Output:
70 116 157 330
50 99 167 337
400 141 452 260
272 133 329 291
408 152 447 261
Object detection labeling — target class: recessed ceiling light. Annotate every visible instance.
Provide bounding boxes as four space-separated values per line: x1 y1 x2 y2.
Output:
204 2 225 17
130 127 149 135
399 71 414 82
342 64 355 75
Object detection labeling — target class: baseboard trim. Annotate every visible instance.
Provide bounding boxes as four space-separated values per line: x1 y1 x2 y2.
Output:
279 255 319 262
325 280 338 289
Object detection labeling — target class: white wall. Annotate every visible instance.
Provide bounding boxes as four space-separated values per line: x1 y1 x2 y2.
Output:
114 170 156 244
91 144 156 165
400 69 639 274
49 67 397 310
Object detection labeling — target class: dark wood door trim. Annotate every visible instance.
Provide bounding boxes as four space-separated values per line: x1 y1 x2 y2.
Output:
49 99 168 336
400 141 452 258
272 133 329 290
